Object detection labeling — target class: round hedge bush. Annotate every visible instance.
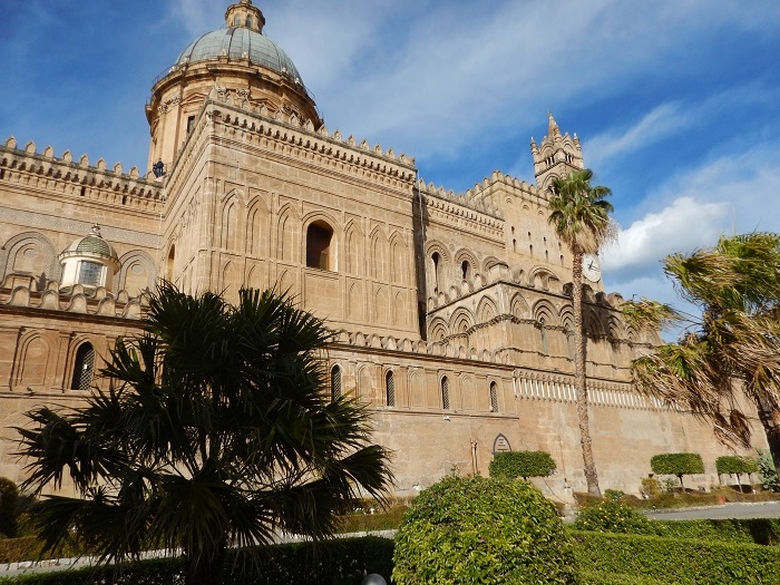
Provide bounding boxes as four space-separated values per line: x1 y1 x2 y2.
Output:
392 475 579 585
573 500 651 535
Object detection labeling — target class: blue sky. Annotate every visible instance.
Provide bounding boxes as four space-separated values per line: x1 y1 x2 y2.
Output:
2 0 780 330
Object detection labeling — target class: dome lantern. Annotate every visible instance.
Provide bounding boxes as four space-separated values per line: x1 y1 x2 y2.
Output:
225 0 266 33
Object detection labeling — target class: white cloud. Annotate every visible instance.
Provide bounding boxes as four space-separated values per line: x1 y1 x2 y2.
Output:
603 197 729 273
601 139 780 333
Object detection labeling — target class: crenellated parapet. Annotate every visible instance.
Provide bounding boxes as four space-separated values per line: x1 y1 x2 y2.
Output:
416 169 553 222
170 93 418 191
0 273 149 320
0 137 164 210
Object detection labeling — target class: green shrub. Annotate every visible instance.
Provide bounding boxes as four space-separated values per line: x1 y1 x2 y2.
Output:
572 530 780 585
639 477 661 498
652 518 780 545
0 537 394 585
574 501 651 535
488 450 556 480
0 479 19 538
758 449 780 492
650 453 704 489
604 489 625 501
716 455 758 486
392 475 578 585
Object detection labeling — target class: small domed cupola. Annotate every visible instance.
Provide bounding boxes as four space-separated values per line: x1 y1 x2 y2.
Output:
58 225 121 292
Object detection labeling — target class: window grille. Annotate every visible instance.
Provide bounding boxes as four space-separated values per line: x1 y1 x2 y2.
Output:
489 382 499 412
71 343 95 391
330 365 342 401
386 371 395 407
441 376 450 410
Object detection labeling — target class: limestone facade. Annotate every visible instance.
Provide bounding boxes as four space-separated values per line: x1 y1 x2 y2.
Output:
0 0 762 498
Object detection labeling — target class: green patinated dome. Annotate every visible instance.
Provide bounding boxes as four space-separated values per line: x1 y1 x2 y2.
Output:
62 226 118 260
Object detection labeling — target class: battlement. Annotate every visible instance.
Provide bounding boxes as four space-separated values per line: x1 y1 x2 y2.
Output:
0 137 164 208
0 273 149 320
168 89 418 188
416 169 551 222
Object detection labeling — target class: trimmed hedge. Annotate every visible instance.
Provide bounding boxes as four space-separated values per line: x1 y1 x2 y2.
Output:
572 530 780 585
650 453 704 488
652 518 780 545
488 450 556 480
716 456 758 487
0 537 394 585
0 479 19 538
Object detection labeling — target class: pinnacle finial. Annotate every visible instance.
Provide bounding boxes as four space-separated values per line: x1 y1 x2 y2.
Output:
547 111 560 137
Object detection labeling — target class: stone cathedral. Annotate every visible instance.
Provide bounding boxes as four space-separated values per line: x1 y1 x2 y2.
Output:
0 1 757 498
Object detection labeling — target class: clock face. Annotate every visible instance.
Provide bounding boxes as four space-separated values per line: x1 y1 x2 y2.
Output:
582 254 601 282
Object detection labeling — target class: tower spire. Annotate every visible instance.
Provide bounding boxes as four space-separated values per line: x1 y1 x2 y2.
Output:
531 112 584 192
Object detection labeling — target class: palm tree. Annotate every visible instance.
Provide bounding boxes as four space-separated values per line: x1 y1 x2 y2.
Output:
16 283 393 585
548 168 614 497
625 233 780 480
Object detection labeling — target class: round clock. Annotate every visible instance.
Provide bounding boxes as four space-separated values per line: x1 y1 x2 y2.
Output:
582 254 601 282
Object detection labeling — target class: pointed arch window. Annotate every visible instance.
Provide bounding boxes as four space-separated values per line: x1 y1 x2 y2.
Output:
441 376 451 410
307 221 334 270
539 317 549 355
166 245 176 281
71 342 95 391
385 370 396 407
330 365 342 402
489 381 499 413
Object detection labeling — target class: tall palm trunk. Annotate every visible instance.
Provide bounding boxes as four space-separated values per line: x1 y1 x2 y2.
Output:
756 397 780 482
572 248 601 496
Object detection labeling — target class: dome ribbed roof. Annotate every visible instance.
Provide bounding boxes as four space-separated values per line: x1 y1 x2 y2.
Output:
62 226 118 259
170 2 305 85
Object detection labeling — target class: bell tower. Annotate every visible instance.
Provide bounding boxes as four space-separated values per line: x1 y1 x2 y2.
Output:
531 113 584 192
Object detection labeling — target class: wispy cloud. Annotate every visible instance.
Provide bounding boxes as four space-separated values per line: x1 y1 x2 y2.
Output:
584 103 688 168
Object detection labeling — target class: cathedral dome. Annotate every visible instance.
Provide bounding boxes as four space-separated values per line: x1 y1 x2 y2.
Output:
172 0 304 86
174 29 303 86
146 0 322 172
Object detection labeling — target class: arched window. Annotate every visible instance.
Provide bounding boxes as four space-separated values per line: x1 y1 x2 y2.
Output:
307 221 334 270
246 16 253 28
166 244 176 281
489 381 499 413
564 326 574 358
441 376 451 410
539 318 549 355
330 365 342 401
385 370 395 407
461 260 472 282
71 342 95 391
432 252 442 293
